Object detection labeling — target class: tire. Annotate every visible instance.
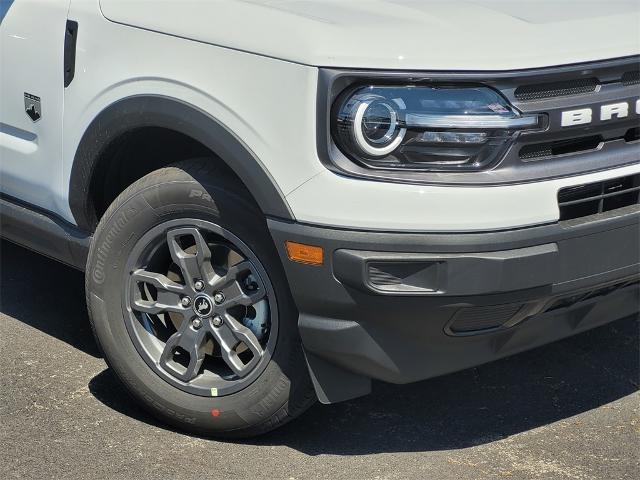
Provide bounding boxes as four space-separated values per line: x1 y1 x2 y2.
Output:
85 158 316 438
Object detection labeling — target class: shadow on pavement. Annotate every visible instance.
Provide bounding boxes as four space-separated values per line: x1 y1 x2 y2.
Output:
2 239 638 454
0 240 101 358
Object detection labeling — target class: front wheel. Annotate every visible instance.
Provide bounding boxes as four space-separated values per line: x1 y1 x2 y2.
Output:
86 159 315 437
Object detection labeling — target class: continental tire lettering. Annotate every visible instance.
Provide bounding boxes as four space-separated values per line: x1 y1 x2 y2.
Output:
92 206 139 284
248 376 289 418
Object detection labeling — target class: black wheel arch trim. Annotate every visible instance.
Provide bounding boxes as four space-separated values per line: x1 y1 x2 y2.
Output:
69 95 294 232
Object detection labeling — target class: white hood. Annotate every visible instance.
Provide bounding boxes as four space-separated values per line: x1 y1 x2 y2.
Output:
100 0 640 70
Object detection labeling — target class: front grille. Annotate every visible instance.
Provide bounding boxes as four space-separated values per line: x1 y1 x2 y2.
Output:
621 70 640 86
520 127 638 161
514 77 599 101
502 57 639 184
514 64 640 102
558 174 640 221
519 135 603 160
625 126 640 142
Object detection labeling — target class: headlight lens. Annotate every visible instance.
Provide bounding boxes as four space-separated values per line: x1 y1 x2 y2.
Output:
333 85 541 171
347 94 406 156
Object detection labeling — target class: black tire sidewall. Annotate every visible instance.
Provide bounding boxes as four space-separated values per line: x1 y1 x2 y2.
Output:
86 167 309 435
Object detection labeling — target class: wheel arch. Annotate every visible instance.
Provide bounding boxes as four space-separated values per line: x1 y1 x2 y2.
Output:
69 95 294 232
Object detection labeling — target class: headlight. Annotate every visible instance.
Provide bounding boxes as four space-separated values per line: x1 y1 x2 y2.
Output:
333 85 542 171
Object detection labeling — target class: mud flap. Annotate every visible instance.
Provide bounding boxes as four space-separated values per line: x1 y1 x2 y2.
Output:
304 351 371 404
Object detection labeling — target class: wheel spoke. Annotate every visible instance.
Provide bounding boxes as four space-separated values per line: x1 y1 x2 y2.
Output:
212 260 266 308
167 228 214 289
159 318 207 382
130 269 187 315
223 281 266 308
210 314 263 377
211 261 253 291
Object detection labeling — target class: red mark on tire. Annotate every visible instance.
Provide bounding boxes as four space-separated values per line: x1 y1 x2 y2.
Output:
211 409 220 417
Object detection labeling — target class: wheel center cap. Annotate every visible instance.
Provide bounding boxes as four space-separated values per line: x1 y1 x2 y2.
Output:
193 294 213 318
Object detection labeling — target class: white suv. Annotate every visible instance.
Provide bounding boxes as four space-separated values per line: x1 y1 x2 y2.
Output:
1 0 639 437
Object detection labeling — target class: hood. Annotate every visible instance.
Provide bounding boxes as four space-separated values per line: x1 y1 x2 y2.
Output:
100 0 640 70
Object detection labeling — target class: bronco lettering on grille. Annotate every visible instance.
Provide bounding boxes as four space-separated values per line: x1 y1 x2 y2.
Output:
561 99 640 127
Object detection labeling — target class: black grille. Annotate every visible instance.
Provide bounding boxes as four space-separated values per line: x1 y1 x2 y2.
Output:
625 126 640 142
514 77 599 101
621 70 640 86
519 135 602 160
520 127 639 161
558 174 640 221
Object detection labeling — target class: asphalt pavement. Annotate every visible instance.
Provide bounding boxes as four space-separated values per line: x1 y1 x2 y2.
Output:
0 239 638 480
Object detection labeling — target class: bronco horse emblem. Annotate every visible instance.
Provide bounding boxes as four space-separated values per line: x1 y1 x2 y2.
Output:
194 296 212 317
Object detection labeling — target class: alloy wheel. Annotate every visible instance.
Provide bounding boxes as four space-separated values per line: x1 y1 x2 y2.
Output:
122 219 278 397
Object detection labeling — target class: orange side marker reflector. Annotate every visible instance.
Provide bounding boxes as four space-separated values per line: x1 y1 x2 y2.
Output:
285 241 324 266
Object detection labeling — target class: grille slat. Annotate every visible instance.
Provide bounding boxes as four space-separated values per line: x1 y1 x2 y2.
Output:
558 174 640 220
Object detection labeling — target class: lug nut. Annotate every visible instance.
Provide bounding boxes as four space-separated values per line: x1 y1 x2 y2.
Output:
194 280 205 291
181 297 191 307
212 315 224 328
192 318 202 329
213 292 225 305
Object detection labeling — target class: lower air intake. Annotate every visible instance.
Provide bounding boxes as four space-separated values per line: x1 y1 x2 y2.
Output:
447 303 523 334
558 174 640 221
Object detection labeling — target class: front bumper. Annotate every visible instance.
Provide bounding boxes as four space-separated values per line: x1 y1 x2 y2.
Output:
267 206 640 403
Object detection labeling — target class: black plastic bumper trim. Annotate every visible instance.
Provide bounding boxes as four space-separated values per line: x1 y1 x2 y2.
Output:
334 244 558 296
268 210 639 403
